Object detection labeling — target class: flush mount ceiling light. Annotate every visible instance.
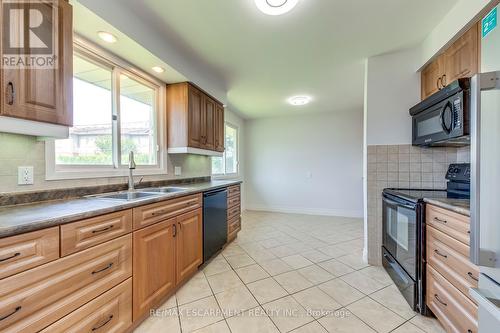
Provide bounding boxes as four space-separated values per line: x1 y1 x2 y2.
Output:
152 66 165 73
288 96 311 106
255 0 299 16
97 31 118 43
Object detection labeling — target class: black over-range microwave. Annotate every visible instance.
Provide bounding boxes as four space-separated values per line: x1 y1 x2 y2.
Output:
409 78 470 146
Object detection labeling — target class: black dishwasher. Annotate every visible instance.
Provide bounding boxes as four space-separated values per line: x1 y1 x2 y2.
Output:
203 188 228 263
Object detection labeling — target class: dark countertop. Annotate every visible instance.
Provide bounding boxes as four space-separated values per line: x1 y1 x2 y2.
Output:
0 180 242 238
423 197 470 216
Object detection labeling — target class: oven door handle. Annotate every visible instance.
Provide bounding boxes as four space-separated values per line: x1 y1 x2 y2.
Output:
383 195 416 210
383 252 410 285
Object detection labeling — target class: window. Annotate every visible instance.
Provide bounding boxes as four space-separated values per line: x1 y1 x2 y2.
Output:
212 123 239 176
46 40 165 180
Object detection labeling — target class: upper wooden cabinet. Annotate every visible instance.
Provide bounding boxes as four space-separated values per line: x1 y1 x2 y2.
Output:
167 82 224 155
421 23 480 100
0 0 73 126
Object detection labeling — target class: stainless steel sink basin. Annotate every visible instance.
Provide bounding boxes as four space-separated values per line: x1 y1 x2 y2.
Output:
141 187 188 193
93 191 162 201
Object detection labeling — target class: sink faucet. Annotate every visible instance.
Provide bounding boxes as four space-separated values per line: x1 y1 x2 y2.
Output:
128 151 139 191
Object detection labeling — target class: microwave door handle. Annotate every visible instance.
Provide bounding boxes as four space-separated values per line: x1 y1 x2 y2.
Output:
440 102 453 134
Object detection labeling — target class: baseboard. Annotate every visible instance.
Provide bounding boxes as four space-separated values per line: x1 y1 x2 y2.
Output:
245 204 364 218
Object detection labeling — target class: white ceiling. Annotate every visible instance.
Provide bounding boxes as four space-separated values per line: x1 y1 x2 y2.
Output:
79 0 458 119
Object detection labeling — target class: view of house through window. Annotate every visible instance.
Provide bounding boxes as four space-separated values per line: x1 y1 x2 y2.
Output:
212 123 238 175
54 50 160 169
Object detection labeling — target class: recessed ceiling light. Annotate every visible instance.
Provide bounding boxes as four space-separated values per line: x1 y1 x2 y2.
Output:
152 66 165 73
255 0 299 16
288 96 311 106
97 31 118 43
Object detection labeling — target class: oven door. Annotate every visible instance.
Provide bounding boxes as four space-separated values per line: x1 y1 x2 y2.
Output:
382 193 418 280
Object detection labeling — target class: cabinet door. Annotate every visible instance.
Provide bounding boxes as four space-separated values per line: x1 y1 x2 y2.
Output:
133 219 176 320
202 96 216 150
1 0 73 126
215 104 225 152
443 23 479 86
176 208 203 284
188 85 203 148
421 55 444 100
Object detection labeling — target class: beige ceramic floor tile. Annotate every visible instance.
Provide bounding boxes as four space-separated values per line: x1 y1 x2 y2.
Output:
135 308 180 333
274 270 315 293
358 266 394 285
298 265 335 285
259 258 294 276
192 320 231 333
318 309 376 333
235 264 270 284
215 285 259 318
157 294 177 310
317 245 347 258
178 296 223 332
282 254 315 269
203 258 232 277
225 253 256 269
340 271 389 294
292 287 342 319
270 245 299 258
336 253 369 270
291 321 328 333
346 297 406 333
410 314 447 333
222 244 246 257
391 321 426 333
318 259 355 277
301 250 333 263
176 274 213 306
318 279 364 306
370 285 416 320
226 307 280 333
246 249 277 263
262 295 315 332
247 277 289 304
206 270 243 294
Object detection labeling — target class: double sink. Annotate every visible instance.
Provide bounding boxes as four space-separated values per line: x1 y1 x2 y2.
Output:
90 187 189 202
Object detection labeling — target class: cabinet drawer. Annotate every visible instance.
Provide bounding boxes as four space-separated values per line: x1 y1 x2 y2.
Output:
228 205 240 221
228 195 240 209
133 194 202 230
426 265 477 333
426 205 470 245
61 210 133 256
0 227 59 279
228 217 241 234
228 185 240 198
0 235 132 333
427 226 479 302
40 278 132 333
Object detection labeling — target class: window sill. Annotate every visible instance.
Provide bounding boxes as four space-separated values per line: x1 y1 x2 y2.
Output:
211 173 240 181
46 167 167 181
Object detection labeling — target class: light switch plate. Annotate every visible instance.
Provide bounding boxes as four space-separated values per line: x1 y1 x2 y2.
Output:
174 166 182 176
18 166 34 185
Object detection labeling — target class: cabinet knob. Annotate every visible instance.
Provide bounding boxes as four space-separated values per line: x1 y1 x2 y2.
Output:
437 77 442 90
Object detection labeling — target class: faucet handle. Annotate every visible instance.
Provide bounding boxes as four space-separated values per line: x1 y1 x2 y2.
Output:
128 151 136 169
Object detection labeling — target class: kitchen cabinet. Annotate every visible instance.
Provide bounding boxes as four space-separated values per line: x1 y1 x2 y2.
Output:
133 219 176 320
0 0 73 126
167 82 224 155
421 23 480 100
227 184 242 242
176 208 203 284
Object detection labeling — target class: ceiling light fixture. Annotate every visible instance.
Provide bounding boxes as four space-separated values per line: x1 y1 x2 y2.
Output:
152 66 165 73
288 96 311 106
255 0 299 16
97 31 118 43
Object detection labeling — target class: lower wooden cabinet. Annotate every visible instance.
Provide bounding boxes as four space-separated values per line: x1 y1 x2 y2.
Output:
133 219 176 320
176 208 203 284
40 278 132 333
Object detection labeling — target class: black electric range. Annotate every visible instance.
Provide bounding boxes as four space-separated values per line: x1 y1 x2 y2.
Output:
381 163 470 315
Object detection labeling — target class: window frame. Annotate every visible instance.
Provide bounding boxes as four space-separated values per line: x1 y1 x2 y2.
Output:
45 38 167 180
212 122 239 178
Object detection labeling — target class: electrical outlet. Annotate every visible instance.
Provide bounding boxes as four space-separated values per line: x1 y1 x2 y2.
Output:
174 166 182 176
18 166 34 185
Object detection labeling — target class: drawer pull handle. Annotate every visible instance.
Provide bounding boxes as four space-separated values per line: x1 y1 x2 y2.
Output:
92 315 113 331
434 294 447 306
434 249 448 258
0 306 21 321
433 217 447 224
92 263 113 275
468 272 479 281
151 209 167 217
0 252 20 262
92 225 114 234
173 224 177 237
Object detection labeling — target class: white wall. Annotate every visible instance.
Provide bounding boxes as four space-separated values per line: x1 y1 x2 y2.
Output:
244 110 364 218
223 109 246 209
365 48 421 146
